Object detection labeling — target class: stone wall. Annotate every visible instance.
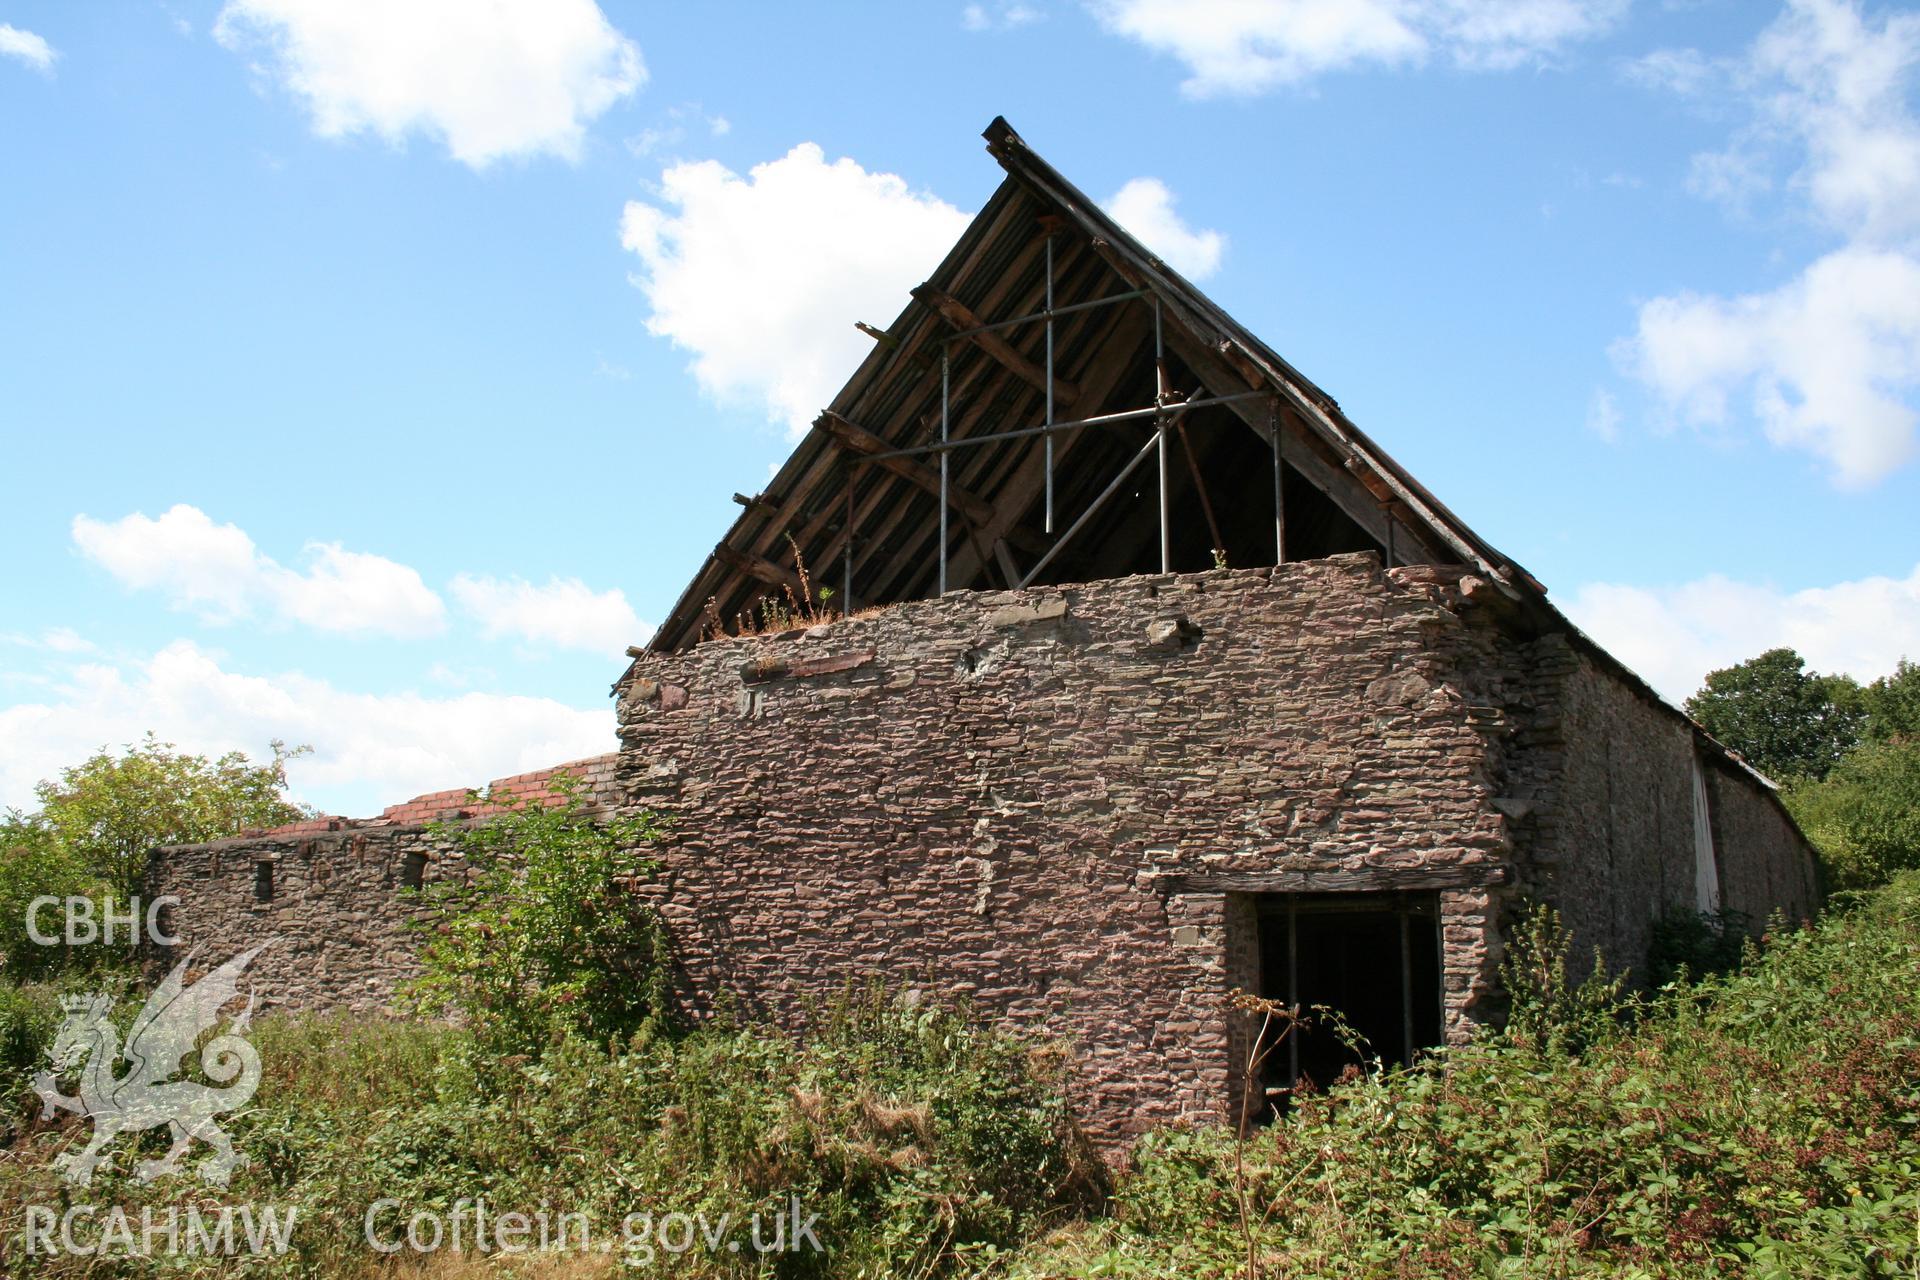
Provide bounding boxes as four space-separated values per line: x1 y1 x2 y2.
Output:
1704 755 1821 927
148 555 1817 1147
615 556 1530 1140
1513 637 1817 983
146 754 621 1012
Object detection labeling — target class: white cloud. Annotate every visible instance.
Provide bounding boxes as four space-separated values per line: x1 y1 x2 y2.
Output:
0 22 55 73
212 0 643 168
0 640 612 815
1618 245 1920 486
1620 1 1920 487
963 2 1042 31
1623 46 1713 96
1746 0 1920 244
1104 177 1227 279
1586 387 1621 442
624 102 730 159
1087 0 1624 96
1 628 97 656
1565 561 1920 704
1432 0 1627 71
621 143 972 437
451 574 650 654
72 505 446 638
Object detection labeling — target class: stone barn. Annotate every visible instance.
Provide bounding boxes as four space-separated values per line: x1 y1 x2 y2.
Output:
152 119 1817 1144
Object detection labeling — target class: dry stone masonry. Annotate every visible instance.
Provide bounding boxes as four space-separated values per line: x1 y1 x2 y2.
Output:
152 557 1815 1146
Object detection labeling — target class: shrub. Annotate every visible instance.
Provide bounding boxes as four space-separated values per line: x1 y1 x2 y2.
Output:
1003 873 1920 1278
403 781 670 1056
0 988 1092 1277
1646 905 1753 988
1786 737 1920 891
1499 902 1626 1056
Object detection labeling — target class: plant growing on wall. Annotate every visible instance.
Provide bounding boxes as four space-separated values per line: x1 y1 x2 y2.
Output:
404 778 671 1056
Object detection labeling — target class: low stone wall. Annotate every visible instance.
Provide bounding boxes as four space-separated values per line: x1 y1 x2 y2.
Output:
146 754 620 1012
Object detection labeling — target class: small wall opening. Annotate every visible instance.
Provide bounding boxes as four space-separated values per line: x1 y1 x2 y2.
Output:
253 860 274 903
400 850 428 891
1255 892 1443 1100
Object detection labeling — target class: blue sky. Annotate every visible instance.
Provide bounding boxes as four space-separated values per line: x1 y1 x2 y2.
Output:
3 0 1918 817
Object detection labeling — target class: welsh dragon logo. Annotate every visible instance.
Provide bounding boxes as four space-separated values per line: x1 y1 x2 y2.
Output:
33 942 273 1188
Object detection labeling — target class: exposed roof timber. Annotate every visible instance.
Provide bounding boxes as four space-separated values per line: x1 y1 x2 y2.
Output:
912 285 1081 407
982 117 1531 595
943 301 1151 589
816 411 998 527
640 119 1544 657
713 543 804 594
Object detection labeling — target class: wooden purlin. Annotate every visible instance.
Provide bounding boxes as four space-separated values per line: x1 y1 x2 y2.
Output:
940 299 1153 592
845 232 1117 600
646 184 1038 652
874 257 1156 601
798 223 1076 606
912 285 1081 407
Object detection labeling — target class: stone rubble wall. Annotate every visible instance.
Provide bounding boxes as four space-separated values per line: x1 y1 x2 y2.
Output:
145 754 621 1013
147 556 1817 1146
614 557 1530 1141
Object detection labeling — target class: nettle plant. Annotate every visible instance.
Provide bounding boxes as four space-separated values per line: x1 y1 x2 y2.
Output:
403 779 672 1057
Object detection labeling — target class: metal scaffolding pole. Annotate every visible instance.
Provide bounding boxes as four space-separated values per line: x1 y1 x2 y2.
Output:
1154 297 1169 574
939 349 950 595
866 391 1267 463
1271 397 1286 565
940 288 1145 340
1044 234 1055 534
1017 432 1159 589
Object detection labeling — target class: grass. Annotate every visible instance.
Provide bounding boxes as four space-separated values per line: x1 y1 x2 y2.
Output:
2 876 1917 1277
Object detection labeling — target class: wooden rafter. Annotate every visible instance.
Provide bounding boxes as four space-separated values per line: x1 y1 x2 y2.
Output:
712 543 804 595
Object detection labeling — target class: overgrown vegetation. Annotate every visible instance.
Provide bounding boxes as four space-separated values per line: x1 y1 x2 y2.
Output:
0 988 1094 1277
404 782 672 1057
3 727 1917 1275
700 534 840 642
1000 873 1920 1278
2 873 1916 1275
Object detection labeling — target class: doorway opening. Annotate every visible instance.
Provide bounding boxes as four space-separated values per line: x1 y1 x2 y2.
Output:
1255 893 1443 1103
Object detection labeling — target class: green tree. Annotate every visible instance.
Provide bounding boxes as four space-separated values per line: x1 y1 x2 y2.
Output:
405 780 670 1056
1784 738 1920 892
1685 648 1863 781
1859 657 1920 742
32 734 310 896
0 810 109 979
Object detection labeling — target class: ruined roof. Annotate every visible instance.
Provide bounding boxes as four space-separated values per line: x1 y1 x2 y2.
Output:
619 117 1789 820
641 117 1541 658
229 753 621 840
